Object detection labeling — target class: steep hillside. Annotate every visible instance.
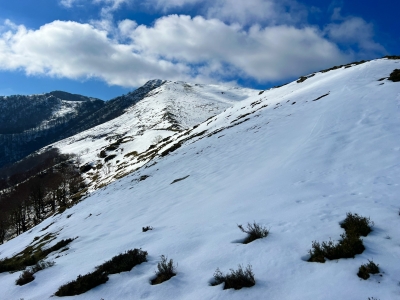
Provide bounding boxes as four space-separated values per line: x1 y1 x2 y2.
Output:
50 80 257 190
0 58 399 300
0 81 165 168
59 79 167 137
0 92 104 167
0 91 102 135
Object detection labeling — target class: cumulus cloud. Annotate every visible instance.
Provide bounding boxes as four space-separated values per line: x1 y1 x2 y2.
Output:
5 0 387 88
325 10 385 55
205 0 307 26
95 0 307 26
0 16 352 88
0 20 189 87
130 15 348 80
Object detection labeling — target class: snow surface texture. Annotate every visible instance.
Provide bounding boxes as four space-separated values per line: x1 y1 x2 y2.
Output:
51 81 257 190
1 58 400 299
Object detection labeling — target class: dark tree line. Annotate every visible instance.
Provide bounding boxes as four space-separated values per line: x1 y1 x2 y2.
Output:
0 93 104 168
0 149 85 244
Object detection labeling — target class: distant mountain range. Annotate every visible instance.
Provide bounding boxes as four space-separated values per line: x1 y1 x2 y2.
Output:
0 80 165 167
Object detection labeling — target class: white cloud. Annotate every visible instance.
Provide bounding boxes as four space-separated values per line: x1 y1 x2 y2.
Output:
129 15 348 80
60 0 306 26
135 0 307 26
325 9 385 55
60 0 80 8
205 0 307 26
7 2 386 87
0 20 189 87
0 16 351 88
118 19 138 37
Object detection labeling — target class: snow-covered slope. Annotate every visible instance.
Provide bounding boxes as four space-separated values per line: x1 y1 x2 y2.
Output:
51 81 257 189
1 58 400 300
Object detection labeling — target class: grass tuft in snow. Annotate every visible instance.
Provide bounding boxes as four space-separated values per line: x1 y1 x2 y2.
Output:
238 222 269 244
309 213 373 263
211 264 255 290
357 260 380 280
55 249 148 296
151 255 177 285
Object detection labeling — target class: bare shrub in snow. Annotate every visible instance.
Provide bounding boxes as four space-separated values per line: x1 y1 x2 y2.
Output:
142 226 153 232
388 69 400 82
211 264 255 290
340 213 373 237
151 135 163 145
55 249 147 296
358 260 380 280
238 222 269 244
15 269 35 286
151 255 177 285
308 213 373 263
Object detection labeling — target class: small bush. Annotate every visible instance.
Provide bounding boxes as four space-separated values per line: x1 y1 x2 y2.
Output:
211 265 255 290
97 249 148 274
308 213 373 263
388 69 400 82
138 175 150 181
308 233 365 263
358 260 380 280
55 249 147 296
340 213 373 237
297 76 307 83
16 270 35 286
238 222 269 244
105 144 119 151
43 238 75 256
104 154 117 162
151 255 177 285
142 226 153 232
55 270 109 296
79 164 92 173
383 55 400 60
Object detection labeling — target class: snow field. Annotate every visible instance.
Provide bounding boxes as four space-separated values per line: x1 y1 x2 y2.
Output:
0 58 399 299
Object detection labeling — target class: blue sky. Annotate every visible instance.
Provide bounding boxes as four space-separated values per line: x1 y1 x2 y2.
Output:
0 0 398 100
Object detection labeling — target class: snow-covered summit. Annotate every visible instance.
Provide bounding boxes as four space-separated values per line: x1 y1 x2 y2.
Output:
1 57 400 300
51 80 258 189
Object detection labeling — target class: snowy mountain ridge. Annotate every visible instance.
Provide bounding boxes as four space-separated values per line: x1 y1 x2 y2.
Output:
0 81 167 168
50 80 258 191
0 57 400 299
0 91 105 167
